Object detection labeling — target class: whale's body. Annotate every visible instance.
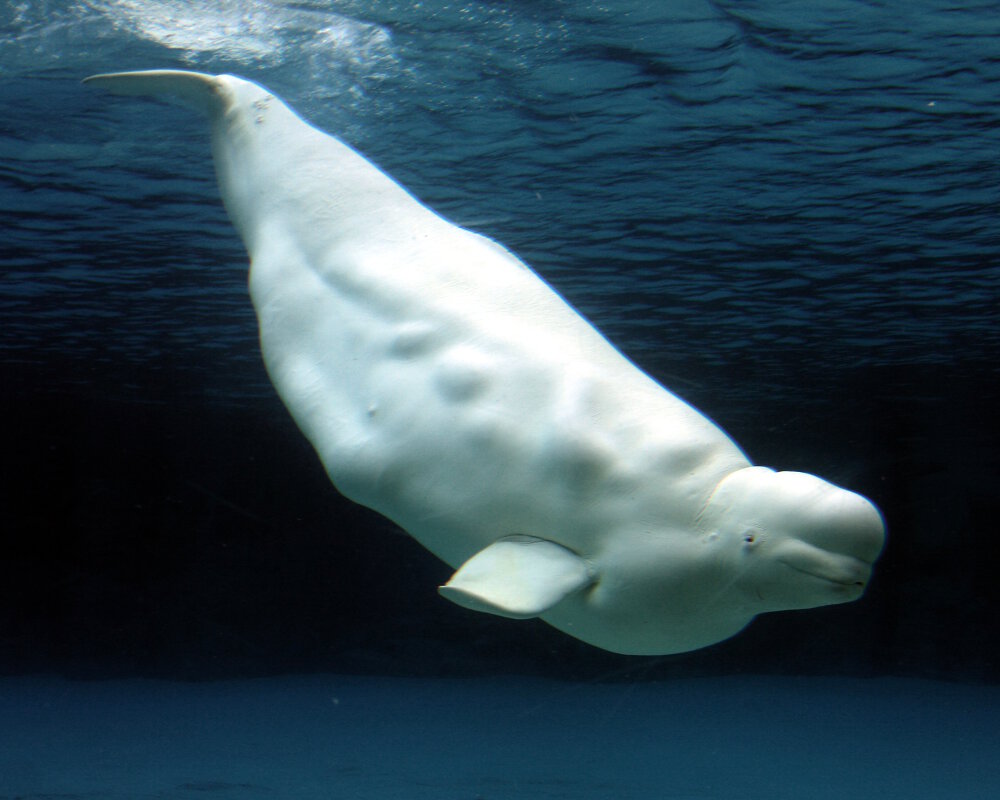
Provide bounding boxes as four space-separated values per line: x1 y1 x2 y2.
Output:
85 70 885 655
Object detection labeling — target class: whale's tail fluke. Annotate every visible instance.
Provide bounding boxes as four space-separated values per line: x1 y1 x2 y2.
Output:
83 70 224 116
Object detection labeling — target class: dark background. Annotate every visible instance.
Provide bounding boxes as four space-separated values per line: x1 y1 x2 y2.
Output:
3 353 996 683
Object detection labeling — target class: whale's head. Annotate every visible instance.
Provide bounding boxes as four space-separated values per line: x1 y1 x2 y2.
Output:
700 467 885 614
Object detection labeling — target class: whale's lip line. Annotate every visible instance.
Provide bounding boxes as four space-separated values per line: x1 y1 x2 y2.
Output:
777 556 868 587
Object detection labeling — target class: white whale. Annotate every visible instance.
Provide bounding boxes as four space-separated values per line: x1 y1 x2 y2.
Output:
84 70 885 655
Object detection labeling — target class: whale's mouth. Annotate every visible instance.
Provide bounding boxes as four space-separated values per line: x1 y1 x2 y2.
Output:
779 557 869 589
776 543 872 591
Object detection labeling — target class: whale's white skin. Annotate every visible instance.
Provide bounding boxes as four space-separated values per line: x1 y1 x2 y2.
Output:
84 70 885 655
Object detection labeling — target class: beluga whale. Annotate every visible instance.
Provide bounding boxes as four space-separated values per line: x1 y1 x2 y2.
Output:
84 70 885 655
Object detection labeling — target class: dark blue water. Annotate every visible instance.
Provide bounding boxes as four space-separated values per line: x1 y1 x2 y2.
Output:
3 673 998 799
4 1 998 399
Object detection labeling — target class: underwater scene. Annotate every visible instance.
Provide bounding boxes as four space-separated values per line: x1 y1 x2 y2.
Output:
1 1 998 798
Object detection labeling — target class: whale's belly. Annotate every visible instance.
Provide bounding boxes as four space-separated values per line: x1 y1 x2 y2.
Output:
249 216 748 566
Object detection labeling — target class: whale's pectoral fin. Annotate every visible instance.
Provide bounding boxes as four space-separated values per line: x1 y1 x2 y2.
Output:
439 535 595 619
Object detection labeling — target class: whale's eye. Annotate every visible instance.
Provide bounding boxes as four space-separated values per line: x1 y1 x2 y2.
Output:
743 532 757 545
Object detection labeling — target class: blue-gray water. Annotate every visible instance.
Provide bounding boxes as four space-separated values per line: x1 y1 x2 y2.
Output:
5 1 998 400
1 2 998 797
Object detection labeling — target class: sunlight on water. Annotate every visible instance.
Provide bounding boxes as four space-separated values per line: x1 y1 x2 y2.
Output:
90 0 395 68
